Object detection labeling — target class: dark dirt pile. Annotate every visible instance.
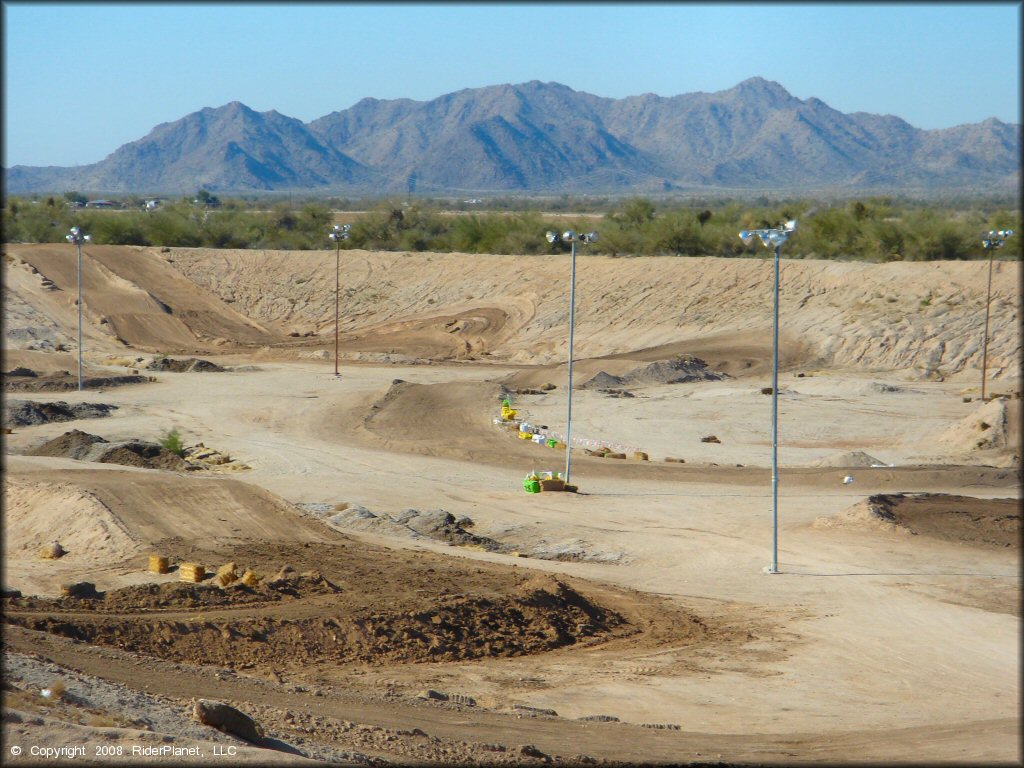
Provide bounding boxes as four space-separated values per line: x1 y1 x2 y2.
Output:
4 399 118 427
4 571 629 669
3 368 150 393
835 493 1020 549
24 429 108 460
581 355 727 390
145 357 226 373
25 429 190 470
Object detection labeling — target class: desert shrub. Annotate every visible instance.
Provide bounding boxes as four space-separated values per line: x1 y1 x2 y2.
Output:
145 206 203 247
610 197 657 230
90 212 150 246
646 210 706 255
159 428 185 457
595 221 645 256
2 194 1019 262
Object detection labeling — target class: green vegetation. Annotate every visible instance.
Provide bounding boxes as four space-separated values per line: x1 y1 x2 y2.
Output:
159 428 185 457
2 192 1019 262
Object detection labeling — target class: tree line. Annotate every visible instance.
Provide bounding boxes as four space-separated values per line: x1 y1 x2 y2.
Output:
3 192 1019 262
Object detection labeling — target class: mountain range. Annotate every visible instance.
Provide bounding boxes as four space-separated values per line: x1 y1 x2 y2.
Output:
4 78 1020 197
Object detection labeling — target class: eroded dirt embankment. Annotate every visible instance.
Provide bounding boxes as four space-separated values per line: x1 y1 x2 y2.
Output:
5 243 1020 376
158 246 1021 376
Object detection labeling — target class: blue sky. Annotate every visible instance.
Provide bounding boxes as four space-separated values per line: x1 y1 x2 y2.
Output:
3 2 1021 167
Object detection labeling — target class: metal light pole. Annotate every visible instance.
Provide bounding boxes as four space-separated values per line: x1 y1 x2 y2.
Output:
979 229 1014 401
328 224 350 377
65 226 91 391
546 229 598 486
739 220 797 574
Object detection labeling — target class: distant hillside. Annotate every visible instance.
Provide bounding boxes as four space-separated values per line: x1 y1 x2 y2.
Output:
4 79 1019 196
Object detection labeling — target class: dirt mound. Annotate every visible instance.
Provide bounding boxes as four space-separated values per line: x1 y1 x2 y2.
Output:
581 370 629 390
25 430 189 470
145 357 226 373
3 465 331 578
939 397 1019 455
814 493 1019 548
5 366 37 377
314 504 626 564
4 399 117 427
623 355 729 385
581 355 727 390
96 441 190 471
812 450 887 468
323 506 506 552
5 244 281 354
4 370 150 393
25 429 109 460
2 477 142 562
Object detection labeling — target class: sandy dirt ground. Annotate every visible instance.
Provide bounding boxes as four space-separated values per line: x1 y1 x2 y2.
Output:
2 242 1020 765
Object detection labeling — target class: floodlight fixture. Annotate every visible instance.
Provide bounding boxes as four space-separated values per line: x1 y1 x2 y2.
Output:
540 226 598 487
979 228 1015 401
982 229 1014 249
328 224 351 377
736 219 798 574
66 226 91 391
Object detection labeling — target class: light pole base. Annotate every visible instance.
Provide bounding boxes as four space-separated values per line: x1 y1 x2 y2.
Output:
763 565 779 575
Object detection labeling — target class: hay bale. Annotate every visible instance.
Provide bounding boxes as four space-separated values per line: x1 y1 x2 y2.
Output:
39 541 65 560
179 562 205 583
664 457 685 463
605 452 626 460
700 435 721 444
216 562 238 581
540 478 566 492
148 555 169 574
239 569 261 586
633 451 649 461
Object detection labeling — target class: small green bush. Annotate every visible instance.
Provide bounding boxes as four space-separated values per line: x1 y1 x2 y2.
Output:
160 428 185 457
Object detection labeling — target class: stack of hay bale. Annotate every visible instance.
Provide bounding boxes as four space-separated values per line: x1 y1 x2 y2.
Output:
179 562 205 583
212 562 238 587
148 554 260 587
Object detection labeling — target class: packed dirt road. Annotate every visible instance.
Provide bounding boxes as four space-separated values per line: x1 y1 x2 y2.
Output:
3 243 1020 765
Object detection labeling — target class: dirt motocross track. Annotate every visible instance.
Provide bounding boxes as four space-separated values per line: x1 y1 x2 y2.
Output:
2 242 1021 765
